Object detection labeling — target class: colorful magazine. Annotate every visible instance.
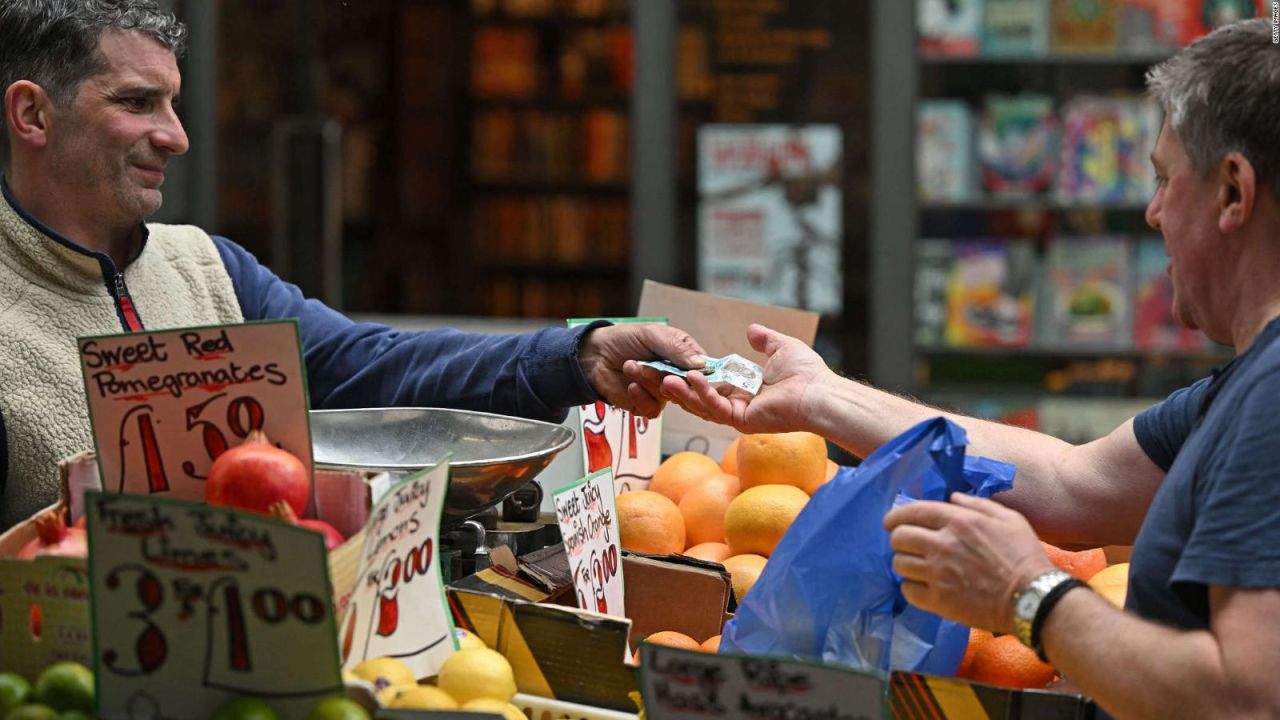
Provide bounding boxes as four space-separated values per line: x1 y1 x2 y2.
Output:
917 100 975 202
1057 95 1161 203
1132 236 1208 352
1037 235 1134 349
918 0 984 56
978 94 1058 196
945 239 1037 348
915 239 953 347
1050 0 1119 54
982 0 1050 55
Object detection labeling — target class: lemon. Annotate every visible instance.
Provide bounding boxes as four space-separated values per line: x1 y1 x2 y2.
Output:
436 648 517 705
349 657 415 691
33 662 93 713
388 685 458 710
374 683 414 706
6 705 55 720
210 696 278 720
0 672 32 714
454 627 486 650
305 697 370 720
460 698 524 720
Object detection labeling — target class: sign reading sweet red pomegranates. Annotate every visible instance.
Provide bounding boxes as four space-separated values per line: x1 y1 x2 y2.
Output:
76 321 312 504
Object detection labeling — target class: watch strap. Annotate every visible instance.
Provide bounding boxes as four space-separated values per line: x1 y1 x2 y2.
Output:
1030 577 1088 663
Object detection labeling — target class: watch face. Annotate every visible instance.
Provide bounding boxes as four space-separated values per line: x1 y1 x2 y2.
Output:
1015 592 1039 618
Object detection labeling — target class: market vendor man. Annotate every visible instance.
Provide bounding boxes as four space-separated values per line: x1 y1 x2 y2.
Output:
654 19 1280 720
0 0 706 532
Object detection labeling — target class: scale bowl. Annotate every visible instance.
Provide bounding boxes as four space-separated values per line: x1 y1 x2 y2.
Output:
309 407 574 524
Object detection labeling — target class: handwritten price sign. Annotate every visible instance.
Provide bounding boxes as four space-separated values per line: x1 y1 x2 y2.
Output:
340 460 452 679
77 321 312 503
553 469 624 618
568 318 666 493
85 491 340 720
638 644 884 720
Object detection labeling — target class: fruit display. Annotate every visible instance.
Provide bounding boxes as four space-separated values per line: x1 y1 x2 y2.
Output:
205 430 312 517
16 512 86 560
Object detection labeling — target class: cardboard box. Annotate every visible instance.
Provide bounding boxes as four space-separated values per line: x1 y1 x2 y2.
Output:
447 552 734 712
890 671 1097 719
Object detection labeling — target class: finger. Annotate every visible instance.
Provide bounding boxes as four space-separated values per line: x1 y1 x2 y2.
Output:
887 524 939 556
949 492 1004 514
647 326 706 367
891 552 931 582
883 499 958 532
899 579 933 610
626 382 662 418
747 324 778 355
622 359 663 385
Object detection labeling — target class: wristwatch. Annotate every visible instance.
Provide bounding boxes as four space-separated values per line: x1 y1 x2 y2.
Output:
1012 569 1087 662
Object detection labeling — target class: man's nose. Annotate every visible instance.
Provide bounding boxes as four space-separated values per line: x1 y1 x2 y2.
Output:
1145 190 1161 231
153 107 189 156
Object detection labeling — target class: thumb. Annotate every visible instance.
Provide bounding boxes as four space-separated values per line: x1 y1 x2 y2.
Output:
748 323 785 357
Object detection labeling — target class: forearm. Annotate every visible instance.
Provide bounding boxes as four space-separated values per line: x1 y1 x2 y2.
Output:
804 374 1144 545
1042 591 1265 720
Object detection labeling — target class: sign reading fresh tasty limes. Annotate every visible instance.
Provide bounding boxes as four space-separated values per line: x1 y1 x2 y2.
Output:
339 460 453 680
554 468 625 618
638 644 884 719
77 320 312 503
85 490 340 719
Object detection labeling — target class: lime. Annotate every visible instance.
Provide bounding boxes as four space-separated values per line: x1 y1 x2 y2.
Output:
305 697 369 720
5 704 57 720
210 696 278 720
0 672 32 714
33 663 93 713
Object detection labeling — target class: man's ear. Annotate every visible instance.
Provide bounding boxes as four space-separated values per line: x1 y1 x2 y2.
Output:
1217 151 1255 234
4 81 52 150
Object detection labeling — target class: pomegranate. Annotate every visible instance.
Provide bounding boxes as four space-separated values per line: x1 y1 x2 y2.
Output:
268 501 345 552
17 512 87 559
205 430 311 517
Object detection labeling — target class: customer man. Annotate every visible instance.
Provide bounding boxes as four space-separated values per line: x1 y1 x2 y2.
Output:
0 0 705 531
658 19 1280 719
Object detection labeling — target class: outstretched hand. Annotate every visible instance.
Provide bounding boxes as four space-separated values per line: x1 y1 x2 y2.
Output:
655 323 833 434
580 323 705 417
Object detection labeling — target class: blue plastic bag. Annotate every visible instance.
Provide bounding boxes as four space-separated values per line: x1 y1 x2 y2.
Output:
719 417 1015 674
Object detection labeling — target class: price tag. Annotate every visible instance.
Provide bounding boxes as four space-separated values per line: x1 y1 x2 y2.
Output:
339 460 452 679
0 557 91 681
77 320 312 503
553 469 624 618
568 317 666 493
85 491 340 719
639 644 885 720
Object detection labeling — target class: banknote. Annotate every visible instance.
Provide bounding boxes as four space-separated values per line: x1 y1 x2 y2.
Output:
640 353 763 395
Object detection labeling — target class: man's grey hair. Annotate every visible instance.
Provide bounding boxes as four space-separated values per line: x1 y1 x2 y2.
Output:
1147 18 1280 198
0 0 185 158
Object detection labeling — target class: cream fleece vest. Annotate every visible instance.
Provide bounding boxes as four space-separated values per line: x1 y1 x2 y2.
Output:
0 198 243 530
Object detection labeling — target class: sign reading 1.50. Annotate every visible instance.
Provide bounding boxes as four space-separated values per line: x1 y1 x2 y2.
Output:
86 493 341 718
77 321 313 504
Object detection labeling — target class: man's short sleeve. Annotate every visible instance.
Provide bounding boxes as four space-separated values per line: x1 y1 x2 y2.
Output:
1174 368 1280 589
1132 375 1214 472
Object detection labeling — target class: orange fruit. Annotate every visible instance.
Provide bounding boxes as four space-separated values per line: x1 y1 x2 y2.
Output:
724 484 809 557
650 452 723 504
700 635 721 653
721 553 768 603
962 634 1057 689
616 490 685 554
644 630 701 650
1041 542 1107 581
1087 563 1129 608
678 473 739 546
737 432 828 494
956 627 994 679
683 541 732 563
720 437 741 475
